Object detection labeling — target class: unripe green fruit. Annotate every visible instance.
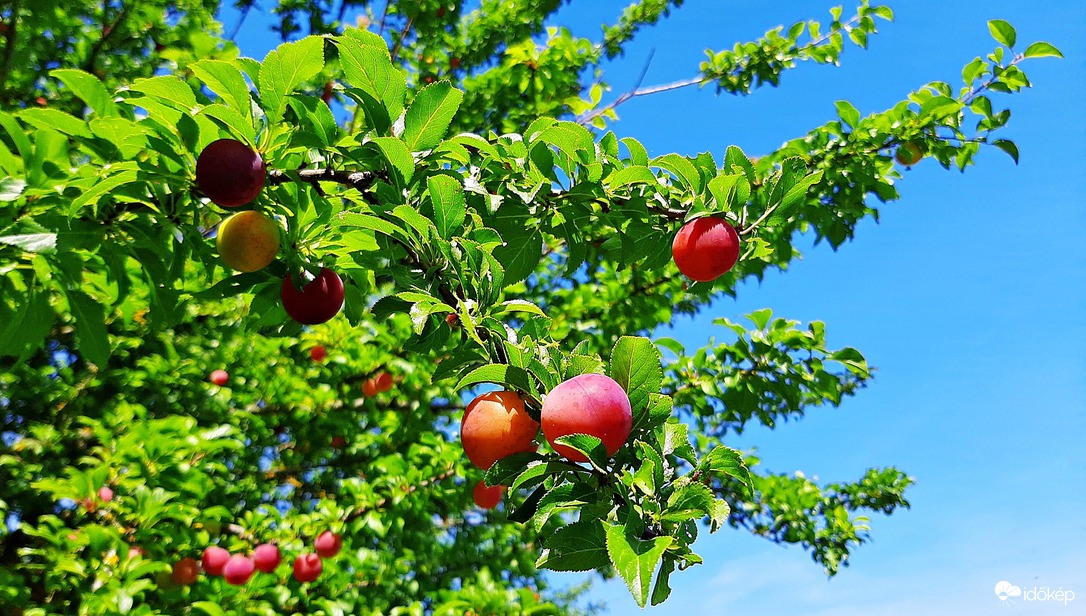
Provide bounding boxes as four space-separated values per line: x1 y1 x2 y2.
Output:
216 210 280 272
895 141 924 166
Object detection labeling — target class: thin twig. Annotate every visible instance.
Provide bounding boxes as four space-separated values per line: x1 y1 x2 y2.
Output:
84 2 133 73
377 0 390 36
228 1 253 41
740 202 780 236
577 76 702 126
390 16 413 62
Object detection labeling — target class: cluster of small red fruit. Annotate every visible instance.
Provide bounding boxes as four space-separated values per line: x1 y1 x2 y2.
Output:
184 531 342 587
79 486 341 586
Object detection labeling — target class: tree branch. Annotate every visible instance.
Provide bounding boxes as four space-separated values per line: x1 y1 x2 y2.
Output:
577 76 704 126
228 1 253 41
390 16 413 62
84 2 133 73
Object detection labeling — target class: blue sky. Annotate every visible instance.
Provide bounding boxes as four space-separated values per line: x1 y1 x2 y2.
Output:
222 2 1086 614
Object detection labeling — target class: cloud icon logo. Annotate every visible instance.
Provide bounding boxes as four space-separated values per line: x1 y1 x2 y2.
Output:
995 581 1022 601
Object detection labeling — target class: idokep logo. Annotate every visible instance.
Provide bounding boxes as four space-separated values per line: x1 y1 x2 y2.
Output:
995 580 1076 607
995 581 1022 604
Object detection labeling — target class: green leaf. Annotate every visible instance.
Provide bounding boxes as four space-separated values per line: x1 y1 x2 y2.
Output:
780 170 823 211
197 103 255 143
748 307 773 330
65 290 110 366
191 602 227 616
259 36 326 123
128 76 198 112
494 299 545 317
651 153 702 193
486 457 573 494
621 137 649 166
564 353 606 379
492 227 542 287
654 337 685 356
335 38 405 133
661 482 714 522
919 95 961 119
509 461 577 491
0 286 52 360
0 111 33 162
662 422 696 465
709 498 731 533
0 177 26 201
531 483 595 533
190 60 252 118
992 139 1019 164
536 520 609 572
17 108 92 139
605 524 673 607
427 175 465 239
724 145 756 183
650 557 676 606
608 336 663 415
334 212 409 242
702 446 754 500
707 173 748 212
50 69 116 117
632 393 672 435
834 100 860 129
1023 41 1063 58
455 363 533 392
68 169 140 218
368 136 415 185
508 483 547 523
0 233 56 253
606 165 656 190
391 204 436 241
553 434 609 471
402 81 463 151
988 19 1016 48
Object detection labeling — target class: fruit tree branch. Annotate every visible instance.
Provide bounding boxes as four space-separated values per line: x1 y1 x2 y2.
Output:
83 2 133 73
576 76 704 126
267 168 379 192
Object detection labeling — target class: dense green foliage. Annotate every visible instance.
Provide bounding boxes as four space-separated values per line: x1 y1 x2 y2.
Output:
0 1 1060 614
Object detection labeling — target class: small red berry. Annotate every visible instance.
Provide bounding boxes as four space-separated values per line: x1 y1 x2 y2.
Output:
171 558 200 585
252 543 282 573
314 531 342 558
293 553 323 582
472 481 503 509
223 555 255 586
375 372 393 393
202 546 230 576
362 378 378 397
